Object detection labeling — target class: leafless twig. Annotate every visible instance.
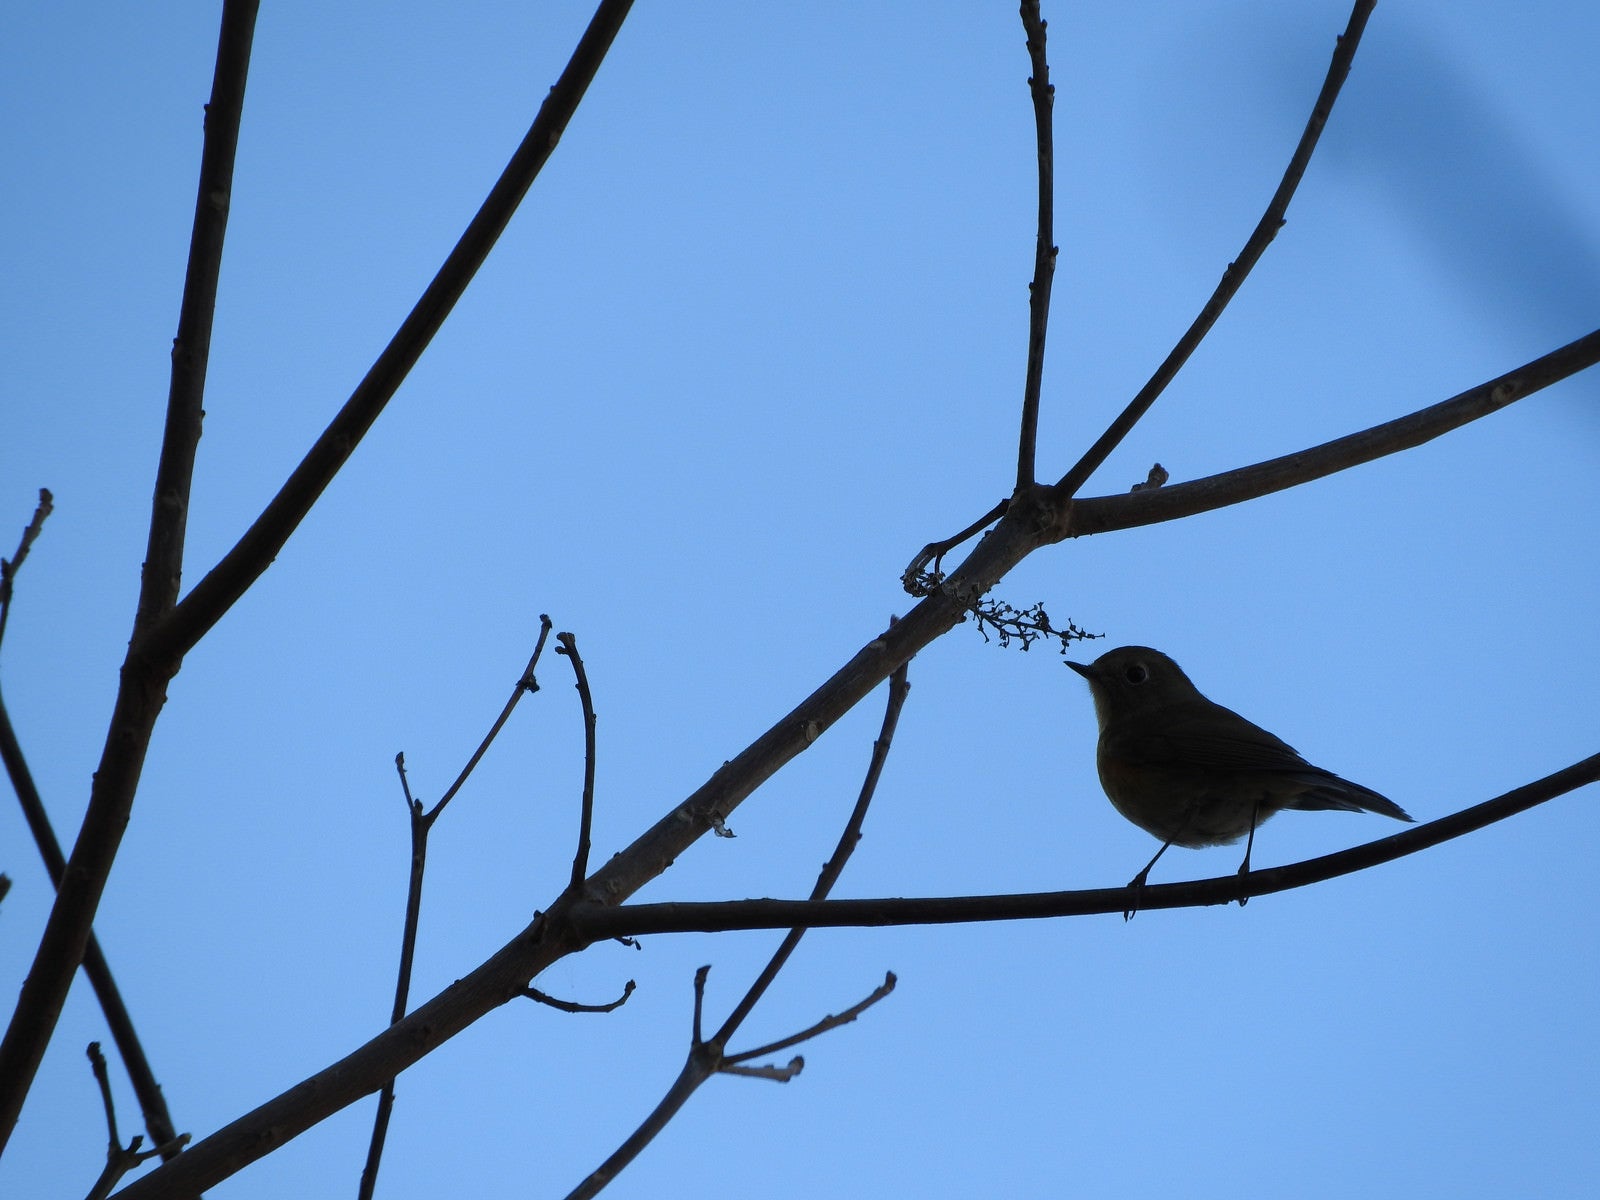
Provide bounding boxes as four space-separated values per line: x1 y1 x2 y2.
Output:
358 616 556 1200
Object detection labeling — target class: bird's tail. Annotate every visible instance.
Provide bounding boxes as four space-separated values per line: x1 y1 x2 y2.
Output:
1286 773 1414 823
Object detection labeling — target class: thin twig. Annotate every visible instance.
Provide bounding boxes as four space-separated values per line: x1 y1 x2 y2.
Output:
558 632 599 888
359 616 557 1200
1016 1 1057 490
0 1 260 1150
0 487 53 647
522 981 636 1014
430 614 554 821
89 1043 123 1158
1054 0 1378 499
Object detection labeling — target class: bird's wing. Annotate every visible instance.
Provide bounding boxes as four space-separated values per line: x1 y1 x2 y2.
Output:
1110 703 1312 773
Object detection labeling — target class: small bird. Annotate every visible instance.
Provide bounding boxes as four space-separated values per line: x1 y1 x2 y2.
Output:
1066 646 1412 914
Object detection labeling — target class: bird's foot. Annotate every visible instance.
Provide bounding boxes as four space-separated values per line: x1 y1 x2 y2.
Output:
1123 868 1152 922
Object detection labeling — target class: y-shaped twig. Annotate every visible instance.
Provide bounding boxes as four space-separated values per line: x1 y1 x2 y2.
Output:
1055 0 1377 499
82 1043 189 1200
562 659 911 1200
357 616 554 1200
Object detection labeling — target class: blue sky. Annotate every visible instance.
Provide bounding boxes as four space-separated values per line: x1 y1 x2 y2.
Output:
3 2 1598 1197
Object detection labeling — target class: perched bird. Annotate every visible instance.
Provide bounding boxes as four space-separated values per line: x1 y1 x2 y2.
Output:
1066 645 1412 913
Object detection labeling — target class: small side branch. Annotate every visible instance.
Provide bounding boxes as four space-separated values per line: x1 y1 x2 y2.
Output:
523 980 636 1014
82 1043 189 1200
558 632 599 888
1055 0 1378 498
903 497 1012 596
1016 1 1058 489
429 615 554 822
358 616 556 1200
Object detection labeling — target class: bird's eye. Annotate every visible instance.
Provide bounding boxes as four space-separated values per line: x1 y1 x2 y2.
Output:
1123 663 1149 685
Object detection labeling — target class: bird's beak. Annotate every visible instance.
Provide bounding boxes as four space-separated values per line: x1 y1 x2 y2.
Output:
1065 660 1092 680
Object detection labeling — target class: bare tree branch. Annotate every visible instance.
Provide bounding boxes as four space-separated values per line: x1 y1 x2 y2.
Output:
572 750 1600 937
1054 0 1378 499
1015 1 1057 489
0 0 260 1148
1063 326 1600 536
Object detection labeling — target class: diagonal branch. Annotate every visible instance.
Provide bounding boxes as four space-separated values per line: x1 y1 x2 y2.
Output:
0 0 260 1149
1062 326 1600 536
1054 0 1377 499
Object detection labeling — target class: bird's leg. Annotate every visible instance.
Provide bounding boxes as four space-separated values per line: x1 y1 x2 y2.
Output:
1124 839 1173 921
1236 799 1262 908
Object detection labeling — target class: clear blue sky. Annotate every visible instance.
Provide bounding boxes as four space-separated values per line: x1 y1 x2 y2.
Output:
4 2 1598 1197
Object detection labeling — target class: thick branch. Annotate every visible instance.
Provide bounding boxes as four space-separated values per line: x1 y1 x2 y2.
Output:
1062 327 1600 536
1055 0 1377 499
0 0 259 1148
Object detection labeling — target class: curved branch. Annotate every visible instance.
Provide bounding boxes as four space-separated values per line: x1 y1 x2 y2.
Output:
1055 0 1377 499
1062 326 1600 536
574 750 1600 937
